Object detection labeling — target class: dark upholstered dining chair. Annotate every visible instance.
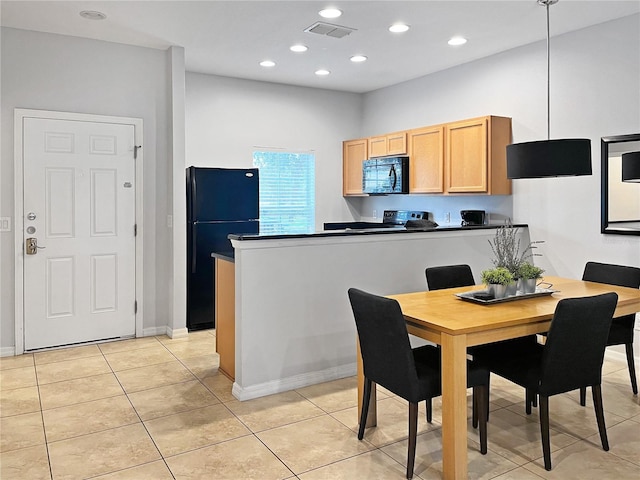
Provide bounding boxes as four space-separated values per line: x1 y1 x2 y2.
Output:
425 264 540 416
479 293 618 470
425 264 475 290
579 261 640 404
348 288 488 479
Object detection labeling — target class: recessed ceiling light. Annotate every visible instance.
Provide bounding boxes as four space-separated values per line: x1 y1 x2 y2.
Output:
350 55 368 63
290 44 308 53
389 23 410 33
315 69 330 76
319 8 342 19
260 60 276 68
448 36 468 46
79 10 107 20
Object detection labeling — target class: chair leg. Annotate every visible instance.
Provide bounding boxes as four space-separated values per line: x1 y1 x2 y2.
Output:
625 343 638 395
426 397 433 423
539 395 552 471
592 385 610 451
579 387 587 406
407 402 418 479
525 389 533 415
358 378 372 440
475 385 488 454
472 390 478 428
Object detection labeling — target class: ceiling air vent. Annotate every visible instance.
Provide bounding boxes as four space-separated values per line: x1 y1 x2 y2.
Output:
304 22 356 39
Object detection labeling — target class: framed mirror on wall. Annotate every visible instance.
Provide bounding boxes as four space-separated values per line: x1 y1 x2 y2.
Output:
601 134 640 235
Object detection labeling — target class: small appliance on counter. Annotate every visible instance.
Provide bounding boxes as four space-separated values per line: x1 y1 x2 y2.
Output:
324 210 430 231
460 210 486 226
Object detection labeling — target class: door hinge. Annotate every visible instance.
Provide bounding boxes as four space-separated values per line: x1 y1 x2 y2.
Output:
134 224 137 236
134 300 138 314
134 145 142 160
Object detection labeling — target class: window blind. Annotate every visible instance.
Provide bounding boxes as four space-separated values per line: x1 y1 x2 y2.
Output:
253 151 315 234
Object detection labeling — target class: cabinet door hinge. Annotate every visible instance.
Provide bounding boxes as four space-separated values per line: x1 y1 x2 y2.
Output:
134 224 137 236
134 300 138 314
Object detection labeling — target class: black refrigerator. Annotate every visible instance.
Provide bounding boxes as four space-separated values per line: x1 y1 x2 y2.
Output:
186 167 259 330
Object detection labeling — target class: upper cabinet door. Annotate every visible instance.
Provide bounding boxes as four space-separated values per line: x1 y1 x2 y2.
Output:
368 136 387 158
446 117 488 193
343 138 367 196
368 132 407 158
386 132 407 155
408 126 444 193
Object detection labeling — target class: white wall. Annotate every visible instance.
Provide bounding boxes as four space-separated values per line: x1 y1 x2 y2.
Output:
356 14 640 281
185 73 363 230
0 28 174 349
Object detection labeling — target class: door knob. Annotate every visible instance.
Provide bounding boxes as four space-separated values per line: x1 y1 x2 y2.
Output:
25 238 45 255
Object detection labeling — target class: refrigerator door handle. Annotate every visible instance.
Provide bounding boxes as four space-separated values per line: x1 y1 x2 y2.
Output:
191 223 198 273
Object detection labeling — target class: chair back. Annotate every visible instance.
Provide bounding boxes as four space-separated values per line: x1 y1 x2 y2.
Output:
539 292 618 396
348 288 421 401
425 264 475 290
582 262 640 289
582 261 640 339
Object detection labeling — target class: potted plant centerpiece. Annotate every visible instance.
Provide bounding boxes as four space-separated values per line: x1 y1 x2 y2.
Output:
518 262 545 294
481 267 514 299
488 221 543 296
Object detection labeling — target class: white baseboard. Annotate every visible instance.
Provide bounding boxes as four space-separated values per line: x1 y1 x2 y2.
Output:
232 363 357 401
1 346 16 357
167 327 189 339
142 326 169 337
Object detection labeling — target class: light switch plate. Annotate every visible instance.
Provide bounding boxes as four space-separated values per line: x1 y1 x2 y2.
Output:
0 217 11 232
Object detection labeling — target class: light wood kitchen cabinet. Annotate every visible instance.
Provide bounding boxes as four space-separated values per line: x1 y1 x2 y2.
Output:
343 138 367 196
215 257 235 381
343 115 511 197
445 115 511 195
368 131 407 158
408 125 444 193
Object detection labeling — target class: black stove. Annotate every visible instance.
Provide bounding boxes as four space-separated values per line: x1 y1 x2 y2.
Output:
382 210 430 225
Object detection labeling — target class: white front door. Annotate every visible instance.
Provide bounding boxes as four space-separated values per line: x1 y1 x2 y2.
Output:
22 117 137 350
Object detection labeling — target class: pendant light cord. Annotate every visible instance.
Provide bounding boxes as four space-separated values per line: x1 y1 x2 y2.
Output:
545 1 551 140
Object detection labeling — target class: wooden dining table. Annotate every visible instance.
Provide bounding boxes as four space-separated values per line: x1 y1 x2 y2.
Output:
356 276 640 480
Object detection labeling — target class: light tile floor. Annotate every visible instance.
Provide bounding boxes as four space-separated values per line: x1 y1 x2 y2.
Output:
1 330 639 479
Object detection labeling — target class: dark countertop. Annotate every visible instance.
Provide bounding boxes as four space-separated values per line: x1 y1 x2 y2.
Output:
211 252 235 262
228 223 528 241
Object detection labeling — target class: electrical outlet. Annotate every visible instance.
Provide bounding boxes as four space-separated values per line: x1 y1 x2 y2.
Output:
444 212 451 224
0 217 11 232
373 209 377 219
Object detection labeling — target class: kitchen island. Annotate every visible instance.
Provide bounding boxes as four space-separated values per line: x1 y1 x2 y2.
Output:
227 224 531 400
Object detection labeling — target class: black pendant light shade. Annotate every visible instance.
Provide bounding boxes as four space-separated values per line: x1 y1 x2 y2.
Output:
507 0 593 180
507 138 592 179
622 151 640 182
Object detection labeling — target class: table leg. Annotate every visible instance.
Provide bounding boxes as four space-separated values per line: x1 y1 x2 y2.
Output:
356 337 377 427
440 333 468 480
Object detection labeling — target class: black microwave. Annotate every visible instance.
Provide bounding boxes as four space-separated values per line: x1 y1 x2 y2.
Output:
362 156 409 194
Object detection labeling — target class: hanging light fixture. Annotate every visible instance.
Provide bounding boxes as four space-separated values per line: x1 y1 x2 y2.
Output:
507 0 592 179
622 151 640 182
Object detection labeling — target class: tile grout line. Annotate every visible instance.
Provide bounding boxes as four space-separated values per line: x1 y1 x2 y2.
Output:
33 357 55 480
99 339 178 480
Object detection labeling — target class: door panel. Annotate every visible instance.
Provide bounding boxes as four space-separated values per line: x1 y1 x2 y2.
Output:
23 117 136 350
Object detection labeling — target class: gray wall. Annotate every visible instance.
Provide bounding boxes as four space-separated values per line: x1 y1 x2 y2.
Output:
185 73 364 229
0 27 173 349
357 14 640 279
